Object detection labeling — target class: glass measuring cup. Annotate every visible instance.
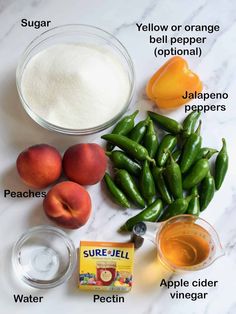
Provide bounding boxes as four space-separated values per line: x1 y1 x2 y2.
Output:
133 215 224 272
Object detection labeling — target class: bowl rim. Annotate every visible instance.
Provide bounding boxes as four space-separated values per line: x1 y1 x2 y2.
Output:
16 24 135 135
12 225 77 289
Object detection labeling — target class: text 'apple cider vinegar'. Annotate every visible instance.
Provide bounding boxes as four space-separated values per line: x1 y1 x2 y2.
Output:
158 221 211 268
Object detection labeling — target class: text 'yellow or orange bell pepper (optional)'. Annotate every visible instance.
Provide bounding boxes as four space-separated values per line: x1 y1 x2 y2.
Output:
146 56 202 109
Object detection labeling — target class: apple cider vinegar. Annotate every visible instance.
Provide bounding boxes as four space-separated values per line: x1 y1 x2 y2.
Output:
159 221 211 267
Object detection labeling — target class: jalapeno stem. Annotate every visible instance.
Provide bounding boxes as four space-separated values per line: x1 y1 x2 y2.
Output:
195 120 202 135
146 156 156 165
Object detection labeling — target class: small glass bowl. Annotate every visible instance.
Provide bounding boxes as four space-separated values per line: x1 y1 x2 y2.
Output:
16 24 135 135
12 225 77 289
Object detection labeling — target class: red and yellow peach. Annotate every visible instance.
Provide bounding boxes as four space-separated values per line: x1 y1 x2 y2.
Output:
43 181 92 229
63 143 107 185
16 144 62 189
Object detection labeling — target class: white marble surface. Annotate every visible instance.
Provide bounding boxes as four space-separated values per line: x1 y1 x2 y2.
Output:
0 0 236 313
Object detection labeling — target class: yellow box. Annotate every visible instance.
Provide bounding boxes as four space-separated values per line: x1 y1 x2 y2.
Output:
79 241 134 292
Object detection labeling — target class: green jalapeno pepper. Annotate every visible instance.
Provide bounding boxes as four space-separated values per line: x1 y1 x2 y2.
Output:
148 111 182 134
199 170 215 211
104 173 130 208
187 186 200 216
147 195 157 205
143 119 159 158
129 116 150 143
169 149 181 164
140 160 156 204
152 166 172 204
107 110 139 151
106 151 141 177
156 134 177 167
182 111 201 138
120 198 163 232
165 154 183 199
180 121 202 174
160 196 192 221
182 158 209 190
115 169 145 208
102 134 155 164
215 138 228 190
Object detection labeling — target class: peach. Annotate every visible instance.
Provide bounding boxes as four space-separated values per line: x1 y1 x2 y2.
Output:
16 144 62 189
43 181 92 229
62 143 107 185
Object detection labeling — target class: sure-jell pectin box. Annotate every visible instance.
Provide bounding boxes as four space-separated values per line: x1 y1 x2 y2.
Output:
79 241 134 292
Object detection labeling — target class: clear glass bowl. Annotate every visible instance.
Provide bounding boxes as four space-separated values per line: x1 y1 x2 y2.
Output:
16 24 135 135
12 225 77 289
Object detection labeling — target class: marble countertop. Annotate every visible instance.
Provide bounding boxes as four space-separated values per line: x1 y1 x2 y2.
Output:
0 0 236 313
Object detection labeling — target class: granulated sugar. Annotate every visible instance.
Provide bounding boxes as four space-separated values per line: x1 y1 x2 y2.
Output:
21 43 131 129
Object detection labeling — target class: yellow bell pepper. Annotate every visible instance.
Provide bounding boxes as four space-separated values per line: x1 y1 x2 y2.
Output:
146 56 202 109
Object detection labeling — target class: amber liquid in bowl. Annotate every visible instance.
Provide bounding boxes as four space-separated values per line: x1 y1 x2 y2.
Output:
159 221 211 268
